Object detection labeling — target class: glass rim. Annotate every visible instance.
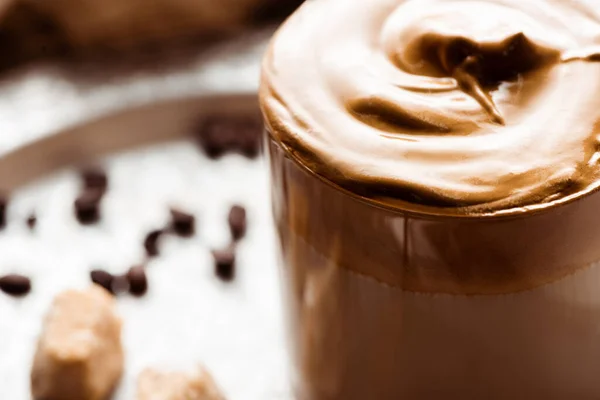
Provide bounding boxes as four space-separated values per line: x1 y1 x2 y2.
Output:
265 130 600 222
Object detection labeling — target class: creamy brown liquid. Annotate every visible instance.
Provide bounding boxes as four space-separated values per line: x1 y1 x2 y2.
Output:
261 0 600 213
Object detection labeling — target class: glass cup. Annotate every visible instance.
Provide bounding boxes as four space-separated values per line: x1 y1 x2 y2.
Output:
266 134 600 399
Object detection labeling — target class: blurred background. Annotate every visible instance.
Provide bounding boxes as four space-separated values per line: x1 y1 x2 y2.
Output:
0 0 302 69
0 0 304 148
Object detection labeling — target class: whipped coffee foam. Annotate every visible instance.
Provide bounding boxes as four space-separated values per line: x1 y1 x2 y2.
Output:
261 0 600 214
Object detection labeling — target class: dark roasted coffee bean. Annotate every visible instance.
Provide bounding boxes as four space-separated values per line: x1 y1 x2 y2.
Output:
26 213 37 230
212 248 236 282
0 195 8 229
228 205 247 241
126 266 148 296
195 115 262 159
81 167 108 193
74 189 103 225
195 116 239 159
0 274 31 297
144 229 164 257
170 208 195 237
90 269 114 293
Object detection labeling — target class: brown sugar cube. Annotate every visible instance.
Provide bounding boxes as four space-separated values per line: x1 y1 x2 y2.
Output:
31 286 124 400
136 366 225 400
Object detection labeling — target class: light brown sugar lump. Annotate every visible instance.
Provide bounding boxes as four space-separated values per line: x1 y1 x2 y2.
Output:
137 366 226 400
31 286 124 400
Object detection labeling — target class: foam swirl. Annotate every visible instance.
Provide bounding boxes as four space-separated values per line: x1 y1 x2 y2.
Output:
260 0 600 213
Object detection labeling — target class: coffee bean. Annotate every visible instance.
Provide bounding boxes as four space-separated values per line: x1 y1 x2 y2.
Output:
195 115 262 159
212 248 236 282
239 126 261 159
26 213 37 230
0 196 8 229
228 205 247 241
90 269 114 293
0 274 31 297
81 167 108 193
126 266 148 296
144 229 164 257
170 208 195 237
196 116 238 159
75 189 103 225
